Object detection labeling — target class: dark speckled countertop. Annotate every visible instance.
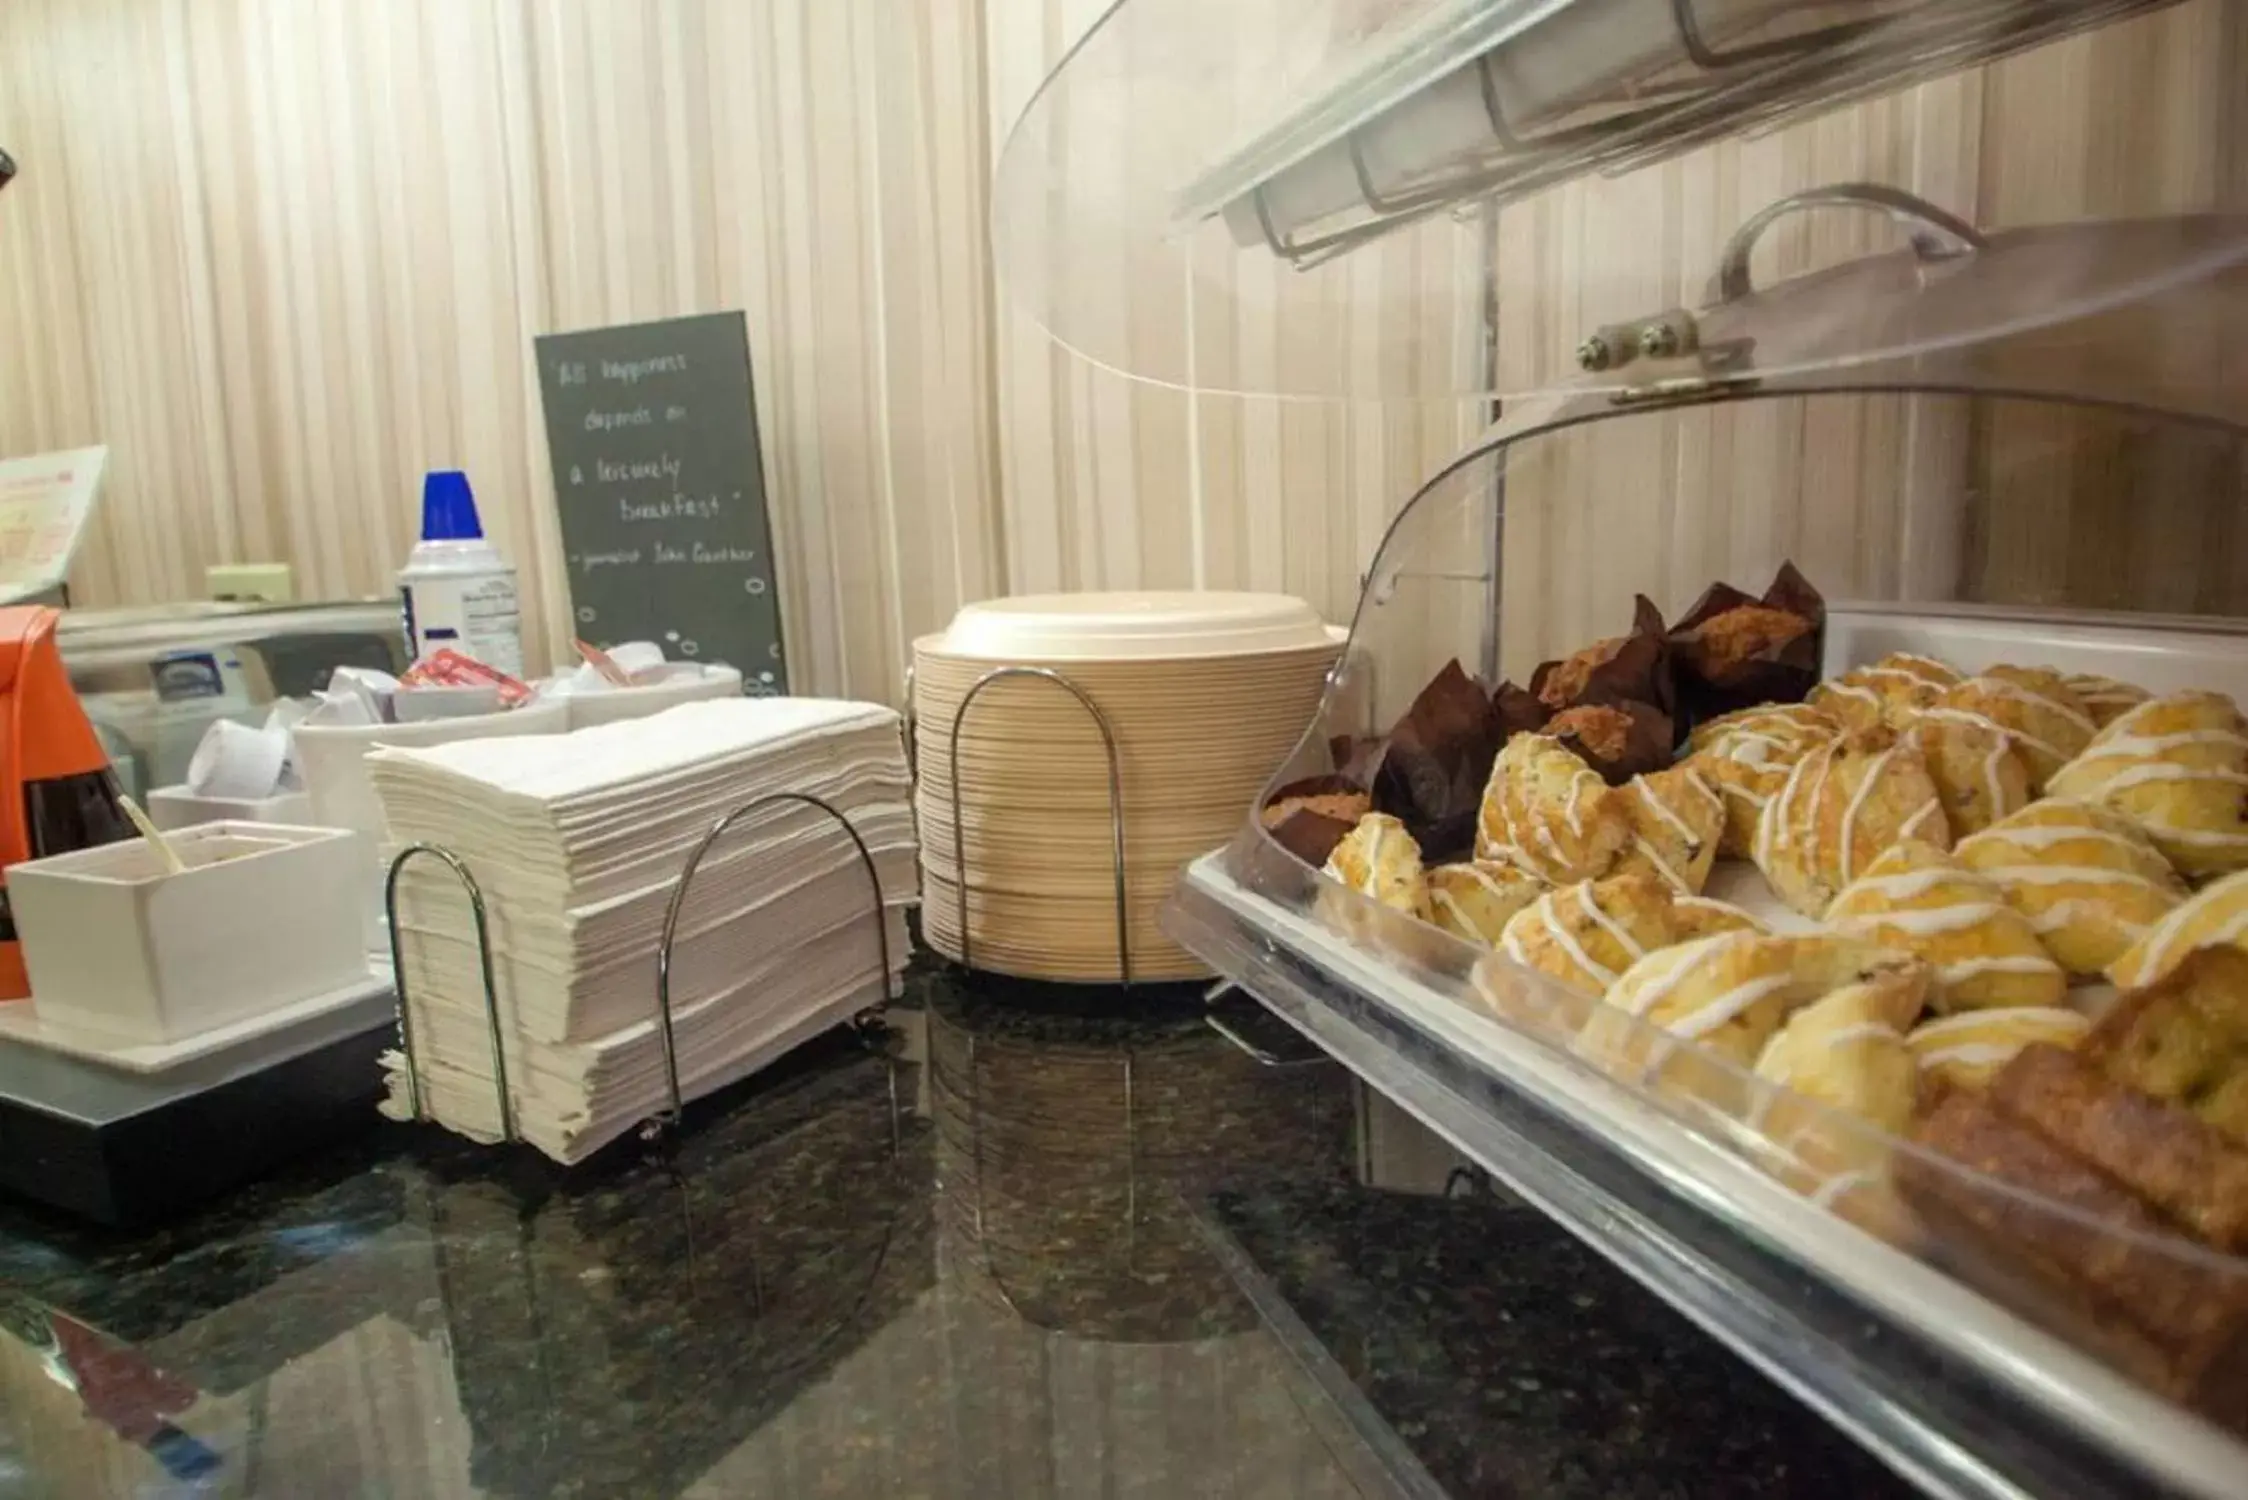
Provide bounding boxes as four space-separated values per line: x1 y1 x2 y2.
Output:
0 971 1911 1499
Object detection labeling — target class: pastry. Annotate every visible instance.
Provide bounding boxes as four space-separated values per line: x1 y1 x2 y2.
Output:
1685 703 1838 858
1322 812 1430 920
1826 840 2067 1011
1903 1084 2248 1421
1545 701 1673 784
1499 872 1680 998
1810 651 1961 733
1752 727 1948 917
1474 732 1633 884
1906 714 2033 837
2066 672 2152 729
2047 690 2248 878
2108 867 2248 992
1587 930 1928 1077
1667 563 1825 723
1990 1042 2248 1253
1956 798 2186 975
1613 763 1726 896
1426 861 1544 947
1906 1006 2090 1092
2085 945 2248 1147
1752 970 1925 1187
1920 666 2098 790
1671 894 1768 941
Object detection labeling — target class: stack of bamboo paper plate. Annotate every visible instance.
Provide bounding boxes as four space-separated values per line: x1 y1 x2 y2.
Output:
914 592 1341 982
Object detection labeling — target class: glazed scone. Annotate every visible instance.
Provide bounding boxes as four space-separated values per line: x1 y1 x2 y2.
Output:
2107 867 2248 991
1323 812 1430 921
1475 733 1633 884
1907 715 2033 837
1426 861 1544 947
1686 704 1838 859
1955 798 2186 975
1585 931 1927 1078
1613 763 1726 896
1906 1006 2090 1093
1811 651 1961 734
2046 690 2248 879
1672 894 1769 941
1826 839 2066 1011
1920 666 2098 791
1753 727 1948 917
2065 672 2151 729
1753 971 1926 1185
1498 872 1679 998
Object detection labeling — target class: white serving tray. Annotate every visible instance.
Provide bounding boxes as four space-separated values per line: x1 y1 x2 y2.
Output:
0 968 389 1075
1182 850 2248 1500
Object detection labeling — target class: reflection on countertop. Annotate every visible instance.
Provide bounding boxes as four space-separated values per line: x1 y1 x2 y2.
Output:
0 969 1909 1499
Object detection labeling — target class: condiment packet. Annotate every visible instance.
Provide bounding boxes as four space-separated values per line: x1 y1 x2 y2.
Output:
401 648 533 707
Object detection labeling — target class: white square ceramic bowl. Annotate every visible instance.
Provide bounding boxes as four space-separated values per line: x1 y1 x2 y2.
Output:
10 821 370 1044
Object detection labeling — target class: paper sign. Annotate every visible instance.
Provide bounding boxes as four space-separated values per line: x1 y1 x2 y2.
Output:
0 446 106 601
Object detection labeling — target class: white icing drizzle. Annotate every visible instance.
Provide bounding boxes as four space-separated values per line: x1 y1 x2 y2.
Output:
1976 675 2097 735
2084 763 2248 798
1965 863 2172 893
1576 881 1649 962
1958 822 2154 859
1675 895 1761 930
1810 1019 1905 1051
1977 733 2017 820
2072 728 2248 761
1630 836 1692 895
1896 799 1945 842
1938 955 2065 984
1431 887 1475 935
2149 827 2248 849
1918 706 2069 768
1614 941 1717 1018
1912 1039 2030 1072
1515 885 1622 988
1635 776 1705 847
1809 1169 1881 1210
1836 901 2011 937
1756 749 1818 869
2124 890 2248 983
1670 973 1798 1040
1820 681 1881 707
1907 1006 2083 1044
1562 769 1599 840
2028 900 2147 938
1836 746 1898 879
1836 866 1962 901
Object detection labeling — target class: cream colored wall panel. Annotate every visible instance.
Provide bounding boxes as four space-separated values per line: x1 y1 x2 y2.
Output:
1 0 999 700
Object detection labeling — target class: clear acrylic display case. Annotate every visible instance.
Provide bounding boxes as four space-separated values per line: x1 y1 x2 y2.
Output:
999 3 2248 1495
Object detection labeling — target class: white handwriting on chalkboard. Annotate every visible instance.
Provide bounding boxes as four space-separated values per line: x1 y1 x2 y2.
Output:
618 493 723 523
577 548 643 573
603 354 689 383
692 542 759 565
585 407 654 432
594 453 683 484
558 362 589 386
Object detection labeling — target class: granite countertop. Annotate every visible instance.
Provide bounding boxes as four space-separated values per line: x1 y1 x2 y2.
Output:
0 970 1910 1499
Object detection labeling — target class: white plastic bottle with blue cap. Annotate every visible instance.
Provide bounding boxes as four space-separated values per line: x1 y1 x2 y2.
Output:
398 470 524 676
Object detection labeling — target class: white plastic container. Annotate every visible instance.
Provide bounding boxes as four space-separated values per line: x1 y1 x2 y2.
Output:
10 822 369 1044
147 784 315 830
563 664 744 729
400 469 524 676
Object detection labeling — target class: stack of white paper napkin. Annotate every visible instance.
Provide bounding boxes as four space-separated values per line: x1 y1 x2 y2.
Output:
365 697 915 1162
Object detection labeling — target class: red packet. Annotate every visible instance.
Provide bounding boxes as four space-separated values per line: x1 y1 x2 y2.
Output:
401 647 534 707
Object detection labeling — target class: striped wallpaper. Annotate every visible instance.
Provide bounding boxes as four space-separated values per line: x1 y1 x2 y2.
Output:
1 1 2241 700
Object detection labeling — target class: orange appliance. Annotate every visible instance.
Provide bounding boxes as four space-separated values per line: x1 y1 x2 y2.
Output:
0 606 131 998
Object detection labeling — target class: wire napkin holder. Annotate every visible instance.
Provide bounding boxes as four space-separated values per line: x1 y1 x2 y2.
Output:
384 791 894 1147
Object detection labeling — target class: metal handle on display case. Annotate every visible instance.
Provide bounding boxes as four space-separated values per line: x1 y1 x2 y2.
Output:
386 843 515 1142
1711 183 1986 304
646 791 894 1136
944 664 1133 987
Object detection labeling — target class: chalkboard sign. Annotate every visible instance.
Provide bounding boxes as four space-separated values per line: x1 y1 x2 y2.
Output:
533 312 786 695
